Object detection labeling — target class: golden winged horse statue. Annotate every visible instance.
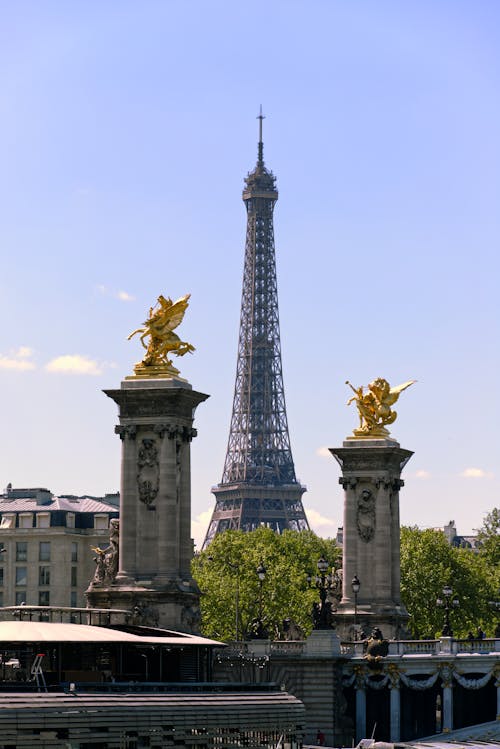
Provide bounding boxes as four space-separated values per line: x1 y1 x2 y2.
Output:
346 377 415 438
128 293 195 377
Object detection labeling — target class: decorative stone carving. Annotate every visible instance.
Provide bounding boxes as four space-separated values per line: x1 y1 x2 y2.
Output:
115 425 137 440
339 477 358 490
131 603 160 627
357 488 376 542
181 603 201 633
137 438 159 506
91 519 120 585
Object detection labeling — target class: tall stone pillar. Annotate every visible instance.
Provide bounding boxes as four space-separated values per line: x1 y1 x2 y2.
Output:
330 438 412 640
86 377 208 632
355 675 367 743
389 676 401 742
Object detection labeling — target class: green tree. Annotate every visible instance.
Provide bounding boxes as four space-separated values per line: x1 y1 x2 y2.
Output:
477 508 500 581
400 526 497 638
192 528 340 641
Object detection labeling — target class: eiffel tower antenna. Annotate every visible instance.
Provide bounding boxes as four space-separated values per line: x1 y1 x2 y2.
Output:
203 114 309 548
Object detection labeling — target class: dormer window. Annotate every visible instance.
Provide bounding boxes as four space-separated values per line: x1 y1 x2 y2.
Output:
94 515 109 530
19 513 33 529
36 513 50 529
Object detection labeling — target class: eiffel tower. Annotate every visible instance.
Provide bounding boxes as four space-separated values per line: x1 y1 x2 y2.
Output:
203 113 309 548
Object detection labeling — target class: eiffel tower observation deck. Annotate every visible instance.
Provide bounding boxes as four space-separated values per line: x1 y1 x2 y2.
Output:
203 113 309 548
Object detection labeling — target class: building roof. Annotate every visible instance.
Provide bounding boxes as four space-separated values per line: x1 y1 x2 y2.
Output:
0 496 118 513
0 620 222 646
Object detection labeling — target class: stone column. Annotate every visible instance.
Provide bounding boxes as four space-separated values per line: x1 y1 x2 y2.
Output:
86 377 208 632
330 439 412 639
355 672 367 743
389 672 401 742
441 666 454 732
496 674 500 720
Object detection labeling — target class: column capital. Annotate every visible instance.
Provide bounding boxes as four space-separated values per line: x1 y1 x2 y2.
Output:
115 425 137 440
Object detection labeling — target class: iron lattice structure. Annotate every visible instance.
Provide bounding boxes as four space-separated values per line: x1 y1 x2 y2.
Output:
203 117 309 548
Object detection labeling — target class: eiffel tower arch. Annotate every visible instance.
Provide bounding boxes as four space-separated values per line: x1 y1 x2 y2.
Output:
203 114 309 548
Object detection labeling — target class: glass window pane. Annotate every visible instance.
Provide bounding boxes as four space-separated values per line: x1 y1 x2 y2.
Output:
71 542 78 562
15 591 26 605
16 567 27 586
39 566 50 586
39 591 50 606
16 542 27 562
39 542 50 561
71 567 77 587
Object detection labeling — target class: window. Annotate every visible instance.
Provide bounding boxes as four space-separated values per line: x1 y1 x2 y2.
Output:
0 592 3 606
0 515 14 529
39 591 50 606
0 568 3 586
66 513 75 529
0 542 4 559
94 515 109 530
71 567 77 587
36 513 50 529
71 542 78 562
39 566 50 586
19 513 33 528
16 567 27 586
15 591 25 605
39 542 50 561
16 542 27 562
70 591 77 608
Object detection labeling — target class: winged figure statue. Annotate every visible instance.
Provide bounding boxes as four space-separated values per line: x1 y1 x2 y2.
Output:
128 294 195 376
346 378 415 438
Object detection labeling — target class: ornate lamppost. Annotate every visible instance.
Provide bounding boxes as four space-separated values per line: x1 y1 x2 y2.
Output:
436 584 459 637
351 574 361 639
308 556 336 630
253 561 267 638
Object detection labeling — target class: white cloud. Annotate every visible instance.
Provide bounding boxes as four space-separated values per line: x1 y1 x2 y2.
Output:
96 284 135 302
306 508 336 534
0 347 36 371
460 467 494 479
415 470 431 479
191 509 213 551
117 290 135 302
45 355 103 376
316 446 332 458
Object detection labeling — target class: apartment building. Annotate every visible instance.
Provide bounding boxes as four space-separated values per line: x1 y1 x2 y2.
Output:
0 486 119 610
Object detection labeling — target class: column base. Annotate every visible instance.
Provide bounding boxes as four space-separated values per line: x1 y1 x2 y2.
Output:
86 579 201 633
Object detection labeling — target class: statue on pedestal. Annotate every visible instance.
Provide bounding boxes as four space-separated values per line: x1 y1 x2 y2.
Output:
128 293 195 377
346 378 415 438
91 519 120 585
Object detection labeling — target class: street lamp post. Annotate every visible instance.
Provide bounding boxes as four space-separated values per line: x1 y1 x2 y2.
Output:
254 561 267 638
436 584 459 637
351 574 361 640
308 556 336 630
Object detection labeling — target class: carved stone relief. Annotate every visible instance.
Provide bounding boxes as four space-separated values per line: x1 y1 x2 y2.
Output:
137 438 159 506
357 488 376 542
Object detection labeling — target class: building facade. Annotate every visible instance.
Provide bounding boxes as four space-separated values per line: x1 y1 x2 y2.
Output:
0 486 119 610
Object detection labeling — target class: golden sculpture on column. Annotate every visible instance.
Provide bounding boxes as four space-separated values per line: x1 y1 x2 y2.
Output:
346 378 415 438
128 293 195 378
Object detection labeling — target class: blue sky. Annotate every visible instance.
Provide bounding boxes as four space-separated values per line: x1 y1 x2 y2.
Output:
1 1 499 547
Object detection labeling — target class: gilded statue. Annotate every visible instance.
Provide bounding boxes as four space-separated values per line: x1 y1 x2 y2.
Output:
346 378 415 438
128 293 195 377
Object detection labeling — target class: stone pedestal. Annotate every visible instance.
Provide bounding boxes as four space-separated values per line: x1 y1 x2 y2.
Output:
330 438 412 640
86 377 208 632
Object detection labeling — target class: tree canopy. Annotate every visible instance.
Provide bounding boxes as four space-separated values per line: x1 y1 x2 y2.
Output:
400 520 499 639
192 528 341 641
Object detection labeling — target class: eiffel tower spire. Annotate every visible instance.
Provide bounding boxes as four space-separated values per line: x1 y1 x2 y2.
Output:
203 114 309 548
